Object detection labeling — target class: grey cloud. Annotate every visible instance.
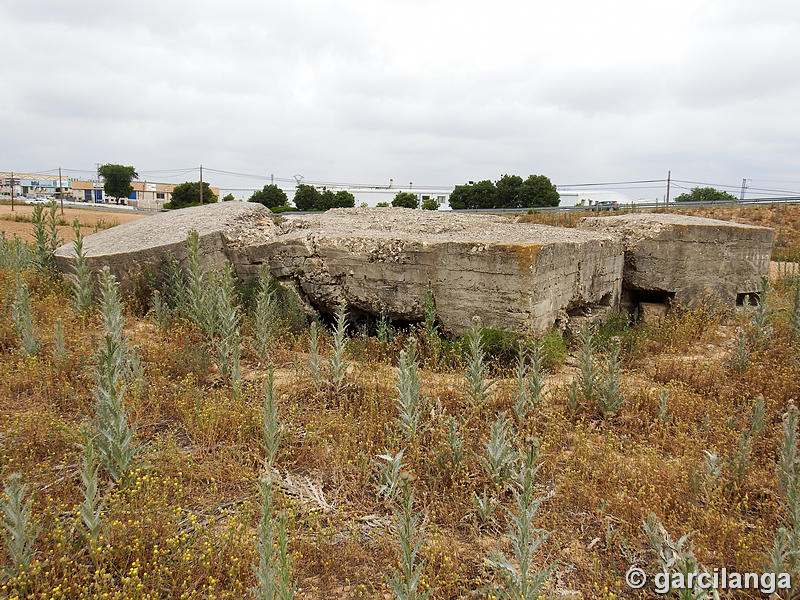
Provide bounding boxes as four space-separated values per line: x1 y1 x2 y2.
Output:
1 0 799 194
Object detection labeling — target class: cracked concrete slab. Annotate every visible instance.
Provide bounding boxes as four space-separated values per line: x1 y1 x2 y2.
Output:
56 205 624 335
54 201 277 286
55 206 775 332
239 208 623 334
578 213 774 307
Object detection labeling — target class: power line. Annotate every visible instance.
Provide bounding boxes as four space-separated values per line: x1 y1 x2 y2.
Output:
9 165 800 198
554 178 666 188
558 185 669 191
217 187 282 192
751 178 800 185
3 168 62 175
203 167 294 182
137 167 198 174
738 185 800 195
673 178 800 196
137 170 199 181
0 167 692 193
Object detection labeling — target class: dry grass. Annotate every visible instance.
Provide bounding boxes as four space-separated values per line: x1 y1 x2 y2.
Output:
666 202 800 262
0 204 143 243
1 211 799 598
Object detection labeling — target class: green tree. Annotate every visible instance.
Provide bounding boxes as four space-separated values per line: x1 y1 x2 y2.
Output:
450 176 558 209
249 184 288 209
392 192 419 209
421 197 439 210
519 174 559 207
98 164 137 202
471 180 498 208
447 181 498 209
448 184 471 209
313 189 355 210
496 174 523 208
222 193 235 202
166 182 218 208
317 189 337 210
674 187 737 203
292 184 320 211
334 190 355 208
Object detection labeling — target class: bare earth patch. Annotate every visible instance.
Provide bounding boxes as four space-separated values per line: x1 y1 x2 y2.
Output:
0 204 143 242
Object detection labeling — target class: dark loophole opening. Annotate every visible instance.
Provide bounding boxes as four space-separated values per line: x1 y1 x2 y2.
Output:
628 288 675 306
736 292 760 306
316 304 423 337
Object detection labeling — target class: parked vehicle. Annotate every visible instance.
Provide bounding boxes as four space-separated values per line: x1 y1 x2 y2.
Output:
591 201 619 211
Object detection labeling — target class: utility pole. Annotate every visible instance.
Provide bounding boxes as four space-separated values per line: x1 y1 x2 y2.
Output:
58 167 64 215
10 171 14 212
665 170 671 208
270 173 274 185
199 164 203 205
739 178 748 201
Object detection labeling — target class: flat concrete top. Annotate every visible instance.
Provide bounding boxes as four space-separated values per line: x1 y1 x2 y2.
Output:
579 212 772 231
55 202 273 259
278 207 616 245
578 212 774 246
55 204 621 264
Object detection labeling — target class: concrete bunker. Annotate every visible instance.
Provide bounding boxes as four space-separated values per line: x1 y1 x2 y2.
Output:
229 208 625 336
54 205 774 336
578 212 774 318
55 204 625 336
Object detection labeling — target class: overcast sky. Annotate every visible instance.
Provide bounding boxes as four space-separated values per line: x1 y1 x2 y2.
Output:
2 0 799 199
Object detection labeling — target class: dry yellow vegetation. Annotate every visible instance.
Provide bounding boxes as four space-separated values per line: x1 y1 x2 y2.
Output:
0 204 142 243
0 204 799 599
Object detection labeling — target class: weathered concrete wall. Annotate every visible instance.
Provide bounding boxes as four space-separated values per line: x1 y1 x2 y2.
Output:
54 202 276 285
56 205 624 335
234 209 624 335
578 213 774 307
55 206 776 333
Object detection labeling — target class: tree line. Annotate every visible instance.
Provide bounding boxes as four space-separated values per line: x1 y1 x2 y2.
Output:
448 174 560 209
674 187 737 203
250 186 444 211
386 191 439 210
248 184 355 211
96 163 560 211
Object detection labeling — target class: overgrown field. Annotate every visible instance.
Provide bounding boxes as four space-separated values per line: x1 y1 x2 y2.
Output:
1 203 800 599
0 203 139 243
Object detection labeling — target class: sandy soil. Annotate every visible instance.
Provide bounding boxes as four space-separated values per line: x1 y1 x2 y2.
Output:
0 204 144 243
770 260 800 279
